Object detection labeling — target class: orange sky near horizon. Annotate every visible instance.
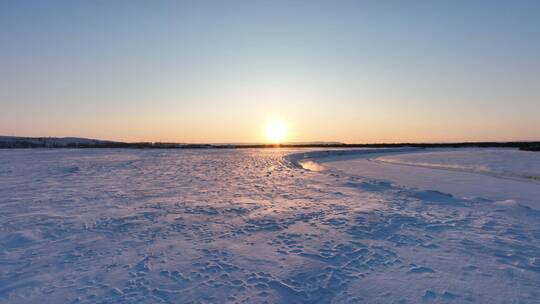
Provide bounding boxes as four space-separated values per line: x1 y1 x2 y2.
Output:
1 1 539 144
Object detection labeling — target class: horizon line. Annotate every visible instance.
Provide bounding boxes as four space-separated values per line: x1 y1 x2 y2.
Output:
1 135 539 147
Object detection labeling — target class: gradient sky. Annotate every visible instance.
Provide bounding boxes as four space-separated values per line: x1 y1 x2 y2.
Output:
1 0 539 143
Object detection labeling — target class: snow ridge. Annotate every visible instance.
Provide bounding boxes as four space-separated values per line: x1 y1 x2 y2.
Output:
285 148 417 169
375 149 540 183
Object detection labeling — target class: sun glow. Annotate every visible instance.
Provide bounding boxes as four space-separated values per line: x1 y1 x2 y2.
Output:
265 120 288 143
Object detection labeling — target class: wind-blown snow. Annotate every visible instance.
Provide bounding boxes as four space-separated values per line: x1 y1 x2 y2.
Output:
0 149 539 303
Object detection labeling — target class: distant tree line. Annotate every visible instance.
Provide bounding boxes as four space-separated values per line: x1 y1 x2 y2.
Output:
0 140 212 149
1 137 539 150
520 144 540 152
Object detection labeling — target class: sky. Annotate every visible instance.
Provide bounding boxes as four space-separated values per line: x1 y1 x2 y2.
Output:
1 0 539 143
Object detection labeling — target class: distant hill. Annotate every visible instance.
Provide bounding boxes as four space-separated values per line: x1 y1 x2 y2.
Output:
0 136 117 148
0 136 215 149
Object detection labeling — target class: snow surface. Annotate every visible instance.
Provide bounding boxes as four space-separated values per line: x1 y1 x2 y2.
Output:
376 148 540 183
322 148 540 211
1 148 539 303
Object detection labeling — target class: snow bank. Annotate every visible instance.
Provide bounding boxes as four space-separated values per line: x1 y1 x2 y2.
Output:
376 148 540 183
285 148 417 170
321 148 540 210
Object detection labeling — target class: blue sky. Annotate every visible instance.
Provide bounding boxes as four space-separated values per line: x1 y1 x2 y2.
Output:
1 0 539 143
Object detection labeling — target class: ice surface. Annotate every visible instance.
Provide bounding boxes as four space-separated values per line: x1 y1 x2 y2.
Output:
323 148 540 210
376 148 540 182
0 149 539 303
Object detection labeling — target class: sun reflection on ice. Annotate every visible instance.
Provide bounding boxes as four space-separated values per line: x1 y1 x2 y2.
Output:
299 160 325 171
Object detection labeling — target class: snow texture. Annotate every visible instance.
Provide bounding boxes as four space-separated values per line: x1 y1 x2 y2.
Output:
0 148 539 303
323 148 540 211
376 148 540 183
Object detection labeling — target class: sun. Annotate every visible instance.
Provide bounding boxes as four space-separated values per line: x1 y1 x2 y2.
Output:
265 120 288 144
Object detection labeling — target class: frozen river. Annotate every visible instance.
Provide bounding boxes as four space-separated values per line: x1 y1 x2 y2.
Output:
0 148 539 303
320 148 540 210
